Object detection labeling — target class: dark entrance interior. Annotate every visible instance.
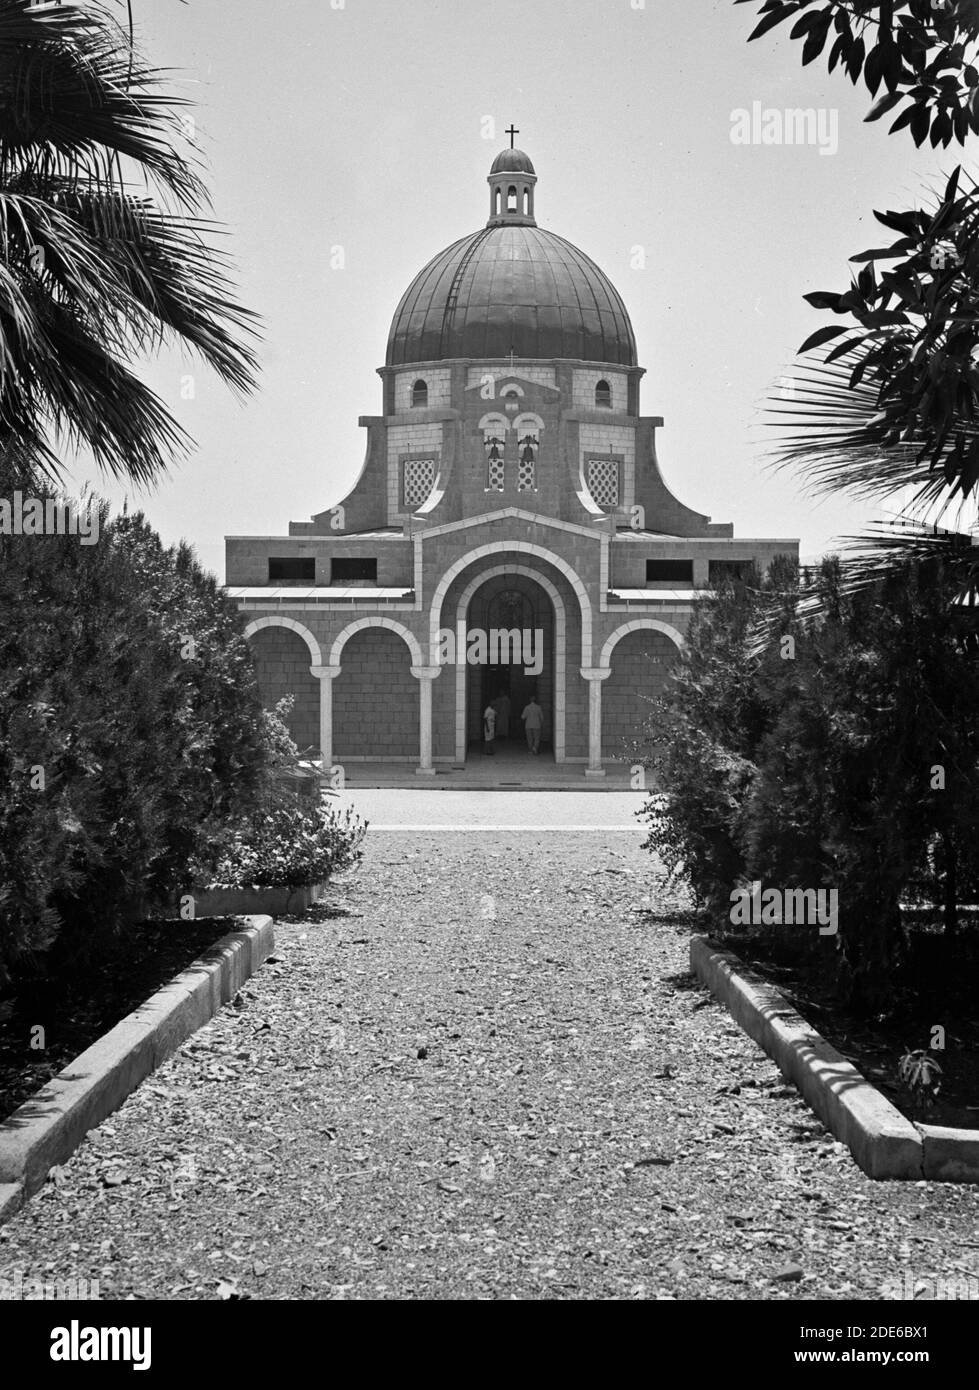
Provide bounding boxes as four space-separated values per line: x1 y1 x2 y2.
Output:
466 574 555 760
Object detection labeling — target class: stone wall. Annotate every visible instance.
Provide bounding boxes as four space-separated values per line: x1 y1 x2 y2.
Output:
579 422 636 511
387 423 444 522
227 536 414 588
572 369 628 413
602 629 679 760
333 627 418 760
249 626 320 754
395 368 452 412
466 366 556 391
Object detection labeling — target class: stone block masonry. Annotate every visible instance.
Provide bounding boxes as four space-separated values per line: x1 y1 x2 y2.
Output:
249 626 319 752
603 630 678 758
395 369 452 412
333 628 418 759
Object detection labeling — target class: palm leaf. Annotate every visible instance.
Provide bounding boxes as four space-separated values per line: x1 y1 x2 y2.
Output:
766 351 973 521
0 0 259 486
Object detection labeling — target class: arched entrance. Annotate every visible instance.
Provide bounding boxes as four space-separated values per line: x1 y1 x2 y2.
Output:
464 573 555 761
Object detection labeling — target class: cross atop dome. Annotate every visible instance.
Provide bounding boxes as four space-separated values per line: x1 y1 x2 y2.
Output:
487 143 537 226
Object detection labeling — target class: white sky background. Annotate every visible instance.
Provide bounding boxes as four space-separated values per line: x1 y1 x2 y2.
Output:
62 0 958 578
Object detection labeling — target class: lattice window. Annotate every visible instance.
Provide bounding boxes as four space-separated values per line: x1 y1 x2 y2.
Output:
483 428 506 492
517 433 538 492
403 457 436 508
587 457 619 509
486 455 505 491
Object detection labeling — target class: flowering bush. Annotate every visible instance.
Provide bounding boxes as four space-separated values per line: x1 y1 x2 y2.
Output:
198 799 366 891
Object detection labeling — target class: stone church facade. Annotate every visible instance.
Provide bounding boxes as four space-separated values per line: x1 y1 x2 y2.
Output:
226 146 796 776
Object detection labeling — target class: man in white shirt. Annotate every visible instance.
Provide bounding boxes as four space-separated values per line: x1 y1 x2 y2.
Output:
521 696 543 754
483 702 497 756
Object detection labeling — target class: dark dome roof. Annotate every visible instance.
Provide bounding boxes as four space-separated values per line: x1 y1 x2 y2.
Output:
490 147 535 176
386 224 637 367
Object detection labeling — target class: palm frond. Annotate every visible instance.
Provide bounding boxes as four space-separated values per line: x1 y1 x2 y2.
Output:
766 351 972 523
748 521 979 654
0 0 259 487
830 521 979 602
0 0 205 208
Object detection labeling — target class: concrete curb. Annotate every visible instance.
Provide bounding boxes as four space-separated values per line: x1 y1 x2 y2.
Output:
0 916 274 1223
690 936 926 1181
917 1125 979 1183
0 1182 22 1224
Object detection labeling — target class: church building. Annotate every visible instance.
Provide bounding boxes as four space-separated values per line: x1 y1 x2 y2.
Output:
225 142 796 776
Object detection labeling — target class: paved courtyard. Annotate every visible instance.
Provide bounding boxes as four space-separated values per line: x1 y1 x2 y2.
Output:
1 792 977 1300
332 751 641 791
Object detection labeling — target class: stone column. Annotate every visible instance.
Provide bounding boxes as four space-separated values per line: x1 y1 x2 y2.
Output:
310 664 342 776
580 667 611 777
411 666 441 776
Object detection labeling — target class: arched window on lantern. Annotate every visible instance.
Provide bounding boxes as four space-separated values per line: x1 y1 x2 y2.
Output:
507 185 518 213
411 379 428 408
595 379 612 409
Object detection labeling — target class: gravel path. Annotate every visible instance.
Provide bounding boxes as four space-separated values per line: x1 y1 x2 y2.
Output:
2 820 978 1301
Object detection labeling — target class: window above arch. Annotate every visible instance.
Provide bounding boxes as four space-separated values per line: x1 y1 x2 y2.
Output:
595 379 612 409
411 379 428 408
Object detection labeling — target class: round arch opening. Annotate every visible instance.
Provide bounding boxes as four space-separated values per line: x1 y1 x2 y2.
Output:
463 572 556 762
602 627 680 760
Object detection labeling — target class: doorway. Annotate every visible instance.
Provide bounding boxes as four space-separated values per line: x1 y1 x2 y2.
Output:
466 574 555 761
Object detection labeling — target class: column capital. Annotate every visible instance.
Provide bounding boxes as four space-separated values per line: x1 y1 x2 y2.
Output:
580 666 611 681
410 665 442 681
309 664 342 680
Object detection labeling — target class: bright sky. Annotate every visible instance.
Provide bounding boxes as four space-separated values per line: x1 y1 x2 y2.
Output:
65 0 956 577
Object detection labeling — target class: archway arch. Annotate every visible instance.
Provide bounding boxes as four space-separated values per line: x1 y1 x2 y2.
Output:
331 618 423 763
429 541 593 666
243 615 323 669
453 564 567 763
599 618 685 669
329 616 423 669
243 617 322 753
600 620 685 762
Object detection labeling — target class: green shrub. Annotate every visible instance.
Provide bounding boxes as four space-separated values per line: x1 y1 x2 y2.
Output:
190 699 367 891
637 556 979 1012
0 500 270 983
197 800 366 891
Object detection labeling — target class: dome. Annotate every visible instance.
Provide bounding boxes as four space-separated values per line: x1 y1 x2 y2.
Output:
490 147 535 175
386 223 638 367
